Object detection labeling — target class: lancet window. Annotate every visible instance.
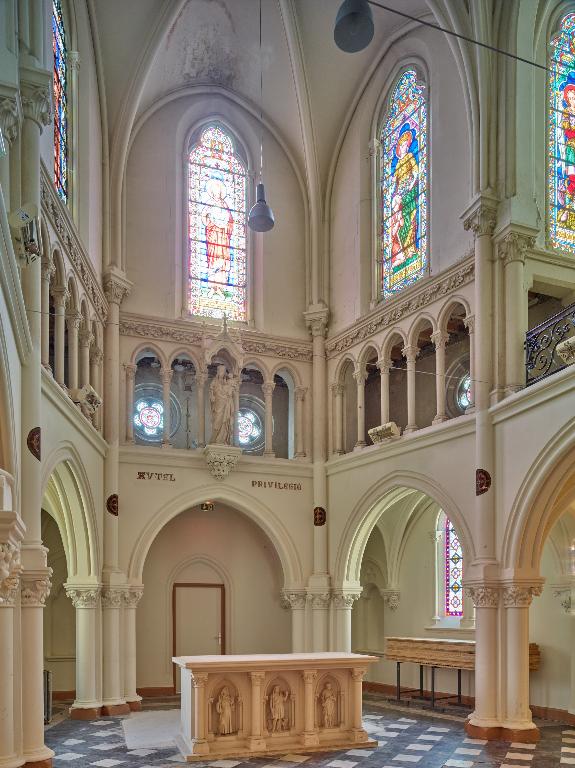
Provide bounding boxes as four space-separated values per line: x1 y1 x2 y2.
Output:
188 125 248 321
52 0 68 203
445 517 463 617
380 69 428 297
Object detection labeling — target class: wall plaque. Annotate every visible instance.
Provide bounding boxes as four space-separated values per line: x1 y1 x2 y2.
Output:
476 468 492 496
27 427 41 461
106 493 119 516
314 506 327 526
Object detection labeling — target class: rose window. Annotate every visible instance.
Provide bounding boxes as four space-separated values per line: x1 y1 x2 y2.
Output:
134 398 164 439
237 408 262 446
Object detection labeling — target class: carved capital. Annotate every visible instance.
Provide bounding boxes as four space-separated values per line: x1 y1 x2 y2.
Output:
67 311 82 332
65 585 101 608
353 367 368 385
21 570 52 606
124 363 137 381
249 671 266 685
376 358 393 374
429 530 443 544
79 329 94 348
401 344 419 362
280 590 307 610
430 330 449 349
330 383 344 397
465 585 499 608
351 668 365 682
90 347 104 366
381 588 400 611
21 84 51 129
192 673 209 687
160 367 173 385
103 274 131 306
498 232 535 267
41 257 56 282
262 382 275 397
463 314 475 334
52 286 70 308
68 50 81 71
332 590 361 609
123 586 144 608
0 96 21 145
0 541 21 606
308 592 331 609
304 307 329 339
294 386 307 402
502 583 542 608
101 587 125 608
463 203 497 237
302 670 317 684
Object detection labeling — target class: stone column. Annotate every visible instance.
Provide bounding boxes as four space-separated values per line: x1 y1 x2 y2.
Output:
65 586 102 719
309 592 330 652
160 367 173 448
463 314 475 411
332 591 361 652
302 670 319 746
19 78 55 768
0 523 24 768
429 530 443 626
281 591 307 652
465 585 500 738
196 370 207 447
376 358 391 425
40 258 54 369
331 383 344 455
67 51 80 219
67 312 81 391
431 331 449 424
499 232 535 395
123 587 144 711
402 345 419 434
90 347 103 430
262 381 275 457
52 287 69 386
79 330 93 389
0 96 20 206
248 671 266 750
189 673 209 754
101 587 129 715
21 572 54 766
294 386 307 458
353 367 367 449
124 364 136 443
502 583 542 740
351 668 367 740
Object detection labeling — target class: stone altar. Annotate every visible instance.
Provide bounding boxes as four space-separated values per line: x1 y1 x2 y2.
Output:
172 652 378 761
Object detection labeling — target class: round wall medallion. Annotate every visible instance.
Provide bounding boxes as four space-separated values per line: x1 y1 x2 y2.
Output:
27 427 41 461
313 506 327 526
106 493 119 516
476 469 492 496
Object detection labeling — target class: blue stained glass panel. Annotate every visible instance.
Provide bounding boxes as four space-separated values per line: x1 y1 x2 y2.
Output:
52 0 68 203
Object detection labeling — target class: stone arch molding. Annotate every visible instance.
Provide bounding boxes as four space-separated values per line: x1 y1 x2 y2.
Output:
502 413 575 575
128 485 304 589
334 470 473 588
41 442 100 580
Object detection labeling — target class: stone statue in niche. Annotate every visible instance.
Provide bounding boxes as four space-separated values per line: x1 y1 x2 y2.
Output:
269 684 289 732
320 682 337 728
209 365 238 445
216 686 235 735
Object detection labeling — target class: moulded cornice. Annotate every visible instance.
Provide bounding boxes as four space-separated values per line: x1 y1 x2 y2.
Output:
119 312 313 363
40 164 108 322
326 257 474 358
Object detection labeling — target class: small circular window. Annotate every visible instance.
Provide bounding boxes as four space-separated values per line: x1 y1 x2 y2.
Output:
134 398 164 440
456 374 471 412
237 407 263 447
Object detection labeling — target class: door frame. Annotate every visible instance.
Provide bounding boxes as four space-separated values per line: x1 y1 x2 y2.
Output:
172 582 226 691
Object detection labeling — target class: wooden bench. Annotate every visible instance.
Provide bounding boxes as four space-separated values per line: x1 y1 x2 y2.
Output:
385 637 541 708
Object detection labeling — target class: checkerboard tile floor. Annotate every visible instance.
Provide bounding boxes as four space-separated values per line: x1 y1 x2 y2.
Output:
44 700 569 768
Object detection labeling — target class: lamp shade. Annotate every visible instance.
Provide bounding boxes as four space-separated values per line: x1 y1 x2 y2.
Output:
334 0 374 53
248 182 275 232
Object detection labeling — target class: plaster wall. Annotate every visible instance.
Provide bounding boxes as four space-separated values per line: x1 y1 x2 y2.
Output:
136 503 290 689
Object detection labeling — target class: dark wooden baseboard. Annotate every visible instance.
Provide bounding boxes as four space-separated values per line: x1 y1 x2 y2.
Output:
136 686 176 698
52 690 75 701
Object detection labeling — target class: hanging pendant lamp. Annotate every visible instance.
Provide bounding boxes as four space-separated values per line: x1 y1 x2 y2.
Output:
248 0 275 233
334 0 374 53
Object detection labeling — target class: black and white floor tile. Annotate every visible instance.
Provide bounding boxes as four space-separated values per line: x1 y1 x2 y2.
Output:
44 701 570 768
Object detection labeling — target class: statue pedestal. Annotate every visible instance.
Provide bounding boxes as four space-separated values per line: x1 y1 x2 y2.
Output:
203 445 242 480
173 653 377 761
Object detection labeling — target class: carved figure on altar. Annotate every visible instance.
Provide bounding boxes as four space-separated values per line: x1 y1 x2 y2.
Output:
209 365 237 445
216 686 234 735
269 685 288 732
320 682 337 728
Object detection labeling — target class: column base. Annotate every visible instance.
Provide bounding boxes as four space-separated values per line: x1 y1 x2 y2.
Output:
0 755 27 768
101 703 131 716
403 425 418 434
353 442 366 451
23 759 52 768
302 732 319 747
127 699 142 711
263 451 276 458
247 737 266 751
464 720 540 743
70 706 102 720
432 415 448 425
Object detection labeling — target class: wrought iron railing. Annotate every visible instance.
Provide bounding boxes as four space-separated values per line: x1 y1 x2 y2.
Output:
525 302 575 386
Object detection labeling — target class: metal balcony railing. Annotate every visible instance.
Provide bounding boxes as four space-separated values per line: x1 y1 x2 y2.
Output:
525 302 575 386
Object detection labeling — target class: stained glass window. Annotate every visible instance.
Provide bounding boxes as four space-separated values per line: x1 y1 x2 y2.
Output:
134 398 164 440
380 69 428 297
445 517 463 617
457 374 471 411
549 13 575 253
188 125 247 320
52 0 68 203
237 407 262 447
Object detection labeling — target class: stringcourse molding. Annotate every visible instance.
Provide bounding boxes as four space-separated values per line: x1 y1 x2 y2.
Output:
326 256 474 357
40 164 108 322
119 313 314 363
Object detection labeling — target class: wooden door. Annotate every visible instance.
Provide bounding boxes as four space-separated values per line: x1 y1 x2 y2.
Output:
172 583 225 692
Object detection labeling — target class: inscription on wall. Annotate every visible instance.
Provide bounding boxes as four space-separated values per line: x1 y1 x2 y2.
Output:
136 471 176 482
251 480 303 491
